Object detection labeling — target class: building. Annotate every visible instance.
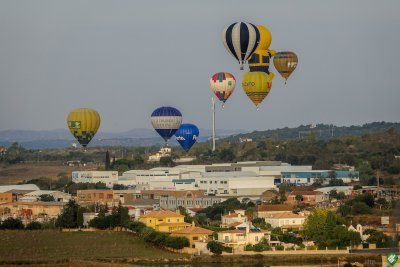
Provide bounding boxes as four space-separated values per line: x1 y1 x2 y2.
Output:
139 210 191 233
0 201 64 222
72 171 118 188
220 210 248 228
263 212 306 231
18 190 71 203
148 147 171 162
286 190 328 205
76 189 115 205
0 192 13 204
281 170 359 184
82 212 97 227
314 186 354 196
255 204 294 219
197 171 276 197
170 222 213 249
123 199 160 220
217 228 271 251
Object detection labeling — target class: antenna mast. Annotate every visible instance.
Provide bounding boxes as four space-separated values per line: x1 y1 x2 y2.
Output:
212 97 216 152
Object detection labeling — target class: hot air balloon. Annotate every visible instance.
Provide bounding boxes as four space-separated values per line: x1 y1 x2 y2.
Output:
248 25 276 74
222 22 260 70
67 108 100 148
273 51 298 83
242 72 274 110
150 106 182 142
175 123 199 152
210 72 236 107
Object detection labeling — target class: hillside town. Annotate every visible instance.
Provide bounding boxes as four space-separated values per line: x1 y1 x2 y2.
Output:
1 160 398 256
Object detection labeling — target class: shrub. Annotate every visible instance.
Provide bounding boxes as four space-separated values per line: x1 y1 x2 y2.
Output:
165 236 189 250
26 221 42 230
1 218 24 229
207 240 223 255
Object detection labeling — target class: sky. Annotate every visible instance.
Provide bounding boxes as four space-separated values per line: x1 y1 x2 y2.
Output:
0 0 399 133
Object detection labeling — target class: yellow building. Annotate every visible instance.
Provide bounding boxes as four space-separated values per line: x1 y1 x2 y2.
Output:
171 223 213 249
139 210 190 233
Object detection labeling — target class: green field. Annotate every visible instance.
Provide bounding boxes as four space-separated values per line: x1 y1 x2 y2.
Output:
0 230 186 264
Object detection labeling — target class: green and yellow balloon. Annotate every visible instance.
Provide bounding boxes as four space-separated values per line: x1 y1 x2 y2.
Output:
67 108 100 148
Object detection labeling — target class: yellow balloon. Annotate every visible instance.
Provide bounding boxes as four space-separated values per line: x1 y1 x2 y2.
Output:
242 72 274 109
255 25 272 51
67 108 101 147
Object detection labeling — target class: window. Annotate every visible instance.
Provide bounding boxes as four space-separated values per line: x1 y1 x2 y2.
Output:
255 236 259 242
193 236 198 240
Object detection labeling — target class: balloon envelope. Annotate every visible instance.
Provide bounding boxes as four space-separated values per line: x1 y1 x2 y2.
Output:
151 106 182 142
255 25 272 51
175 123 199 152
67 108 100 147
242 72 274 109
210 72 236 104
273 51 298 81
221 22 260 69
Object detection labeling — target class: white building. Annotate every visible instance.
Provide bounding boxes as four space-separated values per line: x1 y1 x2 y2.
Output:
263 212 306 231
18 190 71 203
197 171 276 197
221 210 248 228
148 147 171 162
72 171 118 188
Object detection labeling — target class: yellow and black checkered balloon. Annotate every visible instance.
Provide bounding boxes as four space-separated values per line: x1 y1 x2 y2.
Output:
67 108 100 147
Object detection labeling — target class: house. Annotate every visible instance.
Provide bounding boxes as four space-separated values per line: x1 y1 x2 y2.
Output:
76 189 115 204
139 210 191 233
0 201 64 223
170 222 213 250
220 209 248 228
348 224 370 241
286 190 328 205
255 204 294 219
18 190 71 203
263 212 306 231
0 192 13 204
217 228 271 251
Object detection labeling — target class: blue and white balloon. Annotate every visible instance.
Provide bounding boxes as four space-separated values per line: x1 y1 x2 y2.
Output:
175 123 199 152
151 106 182 142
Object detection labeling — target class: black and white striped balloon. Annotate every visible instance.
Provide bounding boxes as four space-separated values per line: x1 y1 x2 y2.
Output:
222 22 260 70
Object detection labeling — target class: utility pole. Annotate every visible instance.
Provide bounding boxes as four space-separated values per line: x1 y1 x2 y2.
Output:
212 97 216 152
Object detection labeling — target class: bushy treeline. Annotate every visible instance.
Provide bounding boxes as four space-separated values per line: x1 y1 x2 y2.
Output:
89 202 129 229
127 221 189 250
0 218 54 230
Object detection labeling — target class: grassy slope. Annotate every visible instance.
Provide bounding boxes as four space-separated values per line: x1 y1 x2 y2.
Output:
0 231 184 263
0 162 94 185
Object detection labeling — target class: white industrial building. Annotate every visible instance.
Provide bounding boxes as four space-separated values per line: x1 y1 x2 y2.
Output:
72 171 118 188
115 161 359 197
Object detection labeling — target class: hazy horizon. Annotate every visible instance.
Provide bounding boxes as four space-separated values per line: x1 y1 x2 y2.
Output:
1 1 399 132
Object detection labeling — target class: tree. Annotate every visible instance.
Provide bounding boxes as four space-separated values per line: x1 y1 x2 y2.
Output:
105 150 111 170
159 156 175 167
39 194 55 202
207 240 223 255
55 199 80 228
0 218 24 229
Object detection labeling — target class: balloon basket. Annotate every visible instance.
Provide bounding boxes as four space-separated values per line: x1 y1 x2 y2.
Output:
240 65 244 70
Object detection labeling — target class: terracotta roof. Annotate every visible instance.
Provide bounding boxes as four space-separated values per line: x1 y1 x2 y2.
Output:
171 226 213 235
140 210 184 218
266 212 305 219
157 222 191 227
281 224 304 229
187 208 204 212
257 204 293 212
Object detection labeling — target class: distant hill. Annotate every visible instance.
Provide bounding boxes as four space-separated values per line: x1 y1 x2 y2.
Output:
0 128 247 149
227 121 400 142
